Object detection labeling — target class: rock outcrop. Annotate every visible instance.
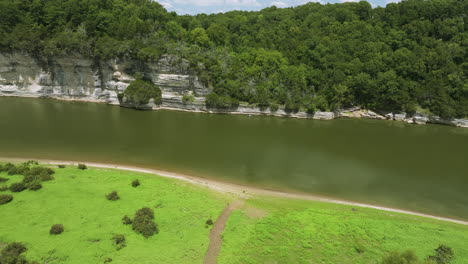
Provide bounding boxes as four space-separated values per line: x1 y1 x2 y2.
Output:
0 52 211 105
1 52 467 127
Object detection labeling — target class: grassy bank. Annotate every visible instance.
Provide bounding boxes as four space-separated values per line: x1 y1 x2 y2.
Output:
0 163 467 263
0 165 230 263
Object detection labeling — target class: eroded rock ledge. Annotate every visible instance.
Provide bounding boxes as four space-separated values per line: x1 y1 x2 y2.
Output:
1 52 466 127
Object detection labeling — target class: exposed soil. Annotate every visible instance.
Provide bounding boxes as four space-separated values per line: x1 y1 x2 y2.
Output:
204 200 244 264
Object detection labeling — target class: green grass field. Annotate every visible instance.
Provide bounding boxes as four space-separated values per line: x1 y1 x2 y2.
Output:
0 164 467 264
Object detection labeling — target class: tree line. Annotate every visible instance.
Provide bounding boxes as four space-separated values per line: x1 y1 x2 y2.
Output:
0 0 466 117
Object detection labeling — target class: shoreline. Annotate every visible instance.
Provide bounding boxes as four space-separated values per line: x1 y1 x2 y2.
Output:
1 94 467 127
1 156 467 226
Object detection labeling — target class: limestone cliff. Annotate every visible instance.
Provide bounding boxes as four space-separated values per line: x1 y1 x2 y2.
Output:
0 52 210 105
0 52 466 127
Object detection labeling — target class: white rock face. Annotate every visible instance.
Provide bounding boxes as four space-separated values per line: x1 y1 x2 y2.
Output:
413 116 429 125
0 52 211 105
394 113 407 121
452 119 468 128
313 111 335 120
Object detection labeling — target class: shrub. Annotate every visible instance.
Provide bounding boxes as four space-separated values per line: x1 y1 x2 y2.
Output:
182 94 195 104
0 177 9 183
112 234 126 250
10 182 26 192
39 172 54 181
205 92 239 109
7 165 18 175
0 242 28 263
15 164 30 175
27 181 42 191
1 163 16 173
123 79 162 105
0 194 13 205
58 165 66 168
131 179 140 187
206 219 214 226
428 245 454 264
122 215 132 225
0 185 8 191
24 160 38 166
24 167 55 183
269 103 279 112
104 257 113 263
78 164 87 170
132 207 158 238
50 224 64 235
106 191 120 201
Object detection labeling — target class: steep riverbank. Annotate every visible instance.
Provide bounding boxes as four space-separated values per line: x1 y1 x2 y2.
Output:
1 157 467 225
1 52 467 127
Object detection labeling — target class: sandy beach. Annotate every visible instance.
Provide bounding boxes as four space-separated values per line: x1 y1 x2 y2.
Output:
1 156 467 226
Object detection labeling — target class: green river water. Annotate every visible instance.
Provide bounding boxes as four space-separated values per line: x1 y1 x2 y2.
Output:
0 97 467 220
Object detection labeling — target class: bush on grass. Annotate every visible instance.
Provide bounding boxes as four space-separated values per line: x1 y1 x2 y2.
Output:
50 224 64 235
0 194 13 205
112 234 126 250
9 182 26 192
58 165 66 168
78 164 87 170
206 219 214 226
27 181 42 191
23 167 55 183
428 245 454 264
0 177 9 183
0 242 31 263
0 185 8 192
106 191 120 201
131 179 140 187
132 207 158 238
122 215 132 225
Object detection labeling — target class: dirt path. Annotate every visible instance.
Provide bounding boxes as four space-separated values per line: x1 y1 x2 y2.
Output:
204 200 244 264
1 157 467 226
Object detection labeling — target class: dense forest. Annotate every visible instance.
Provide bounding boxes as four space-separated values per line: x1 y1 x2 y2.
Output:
0 0 466 117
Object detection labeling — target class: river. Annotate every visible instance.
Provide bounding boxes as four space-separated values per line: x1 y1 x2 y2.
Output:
1 97 467 220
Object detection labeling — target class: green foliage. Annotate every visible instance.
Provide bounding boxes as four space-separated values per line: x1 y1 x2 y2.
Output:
9 182 26 193
0 242 32 264
123 80 162 106
182 94 195 104
269 103 279 112
112 234 126 251
0 177 8 183
106 191 120 201
131 207 158 238
27 181 42 191
0 0 466 117
0 194 13 205
428 245 454 264
205 92 239 109
131 179 140 187
122 215 132 225
49 224 64 235
58 165 66 169
0 185 7 192
78 164 87 170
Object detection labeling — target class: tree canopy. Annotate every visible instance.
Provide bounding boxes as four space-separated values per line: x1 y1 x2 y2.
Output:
0 0 466 118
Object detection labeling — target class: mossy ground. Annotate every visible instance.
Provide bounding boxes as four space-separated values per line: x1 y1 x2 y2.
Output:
0 165 467 264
